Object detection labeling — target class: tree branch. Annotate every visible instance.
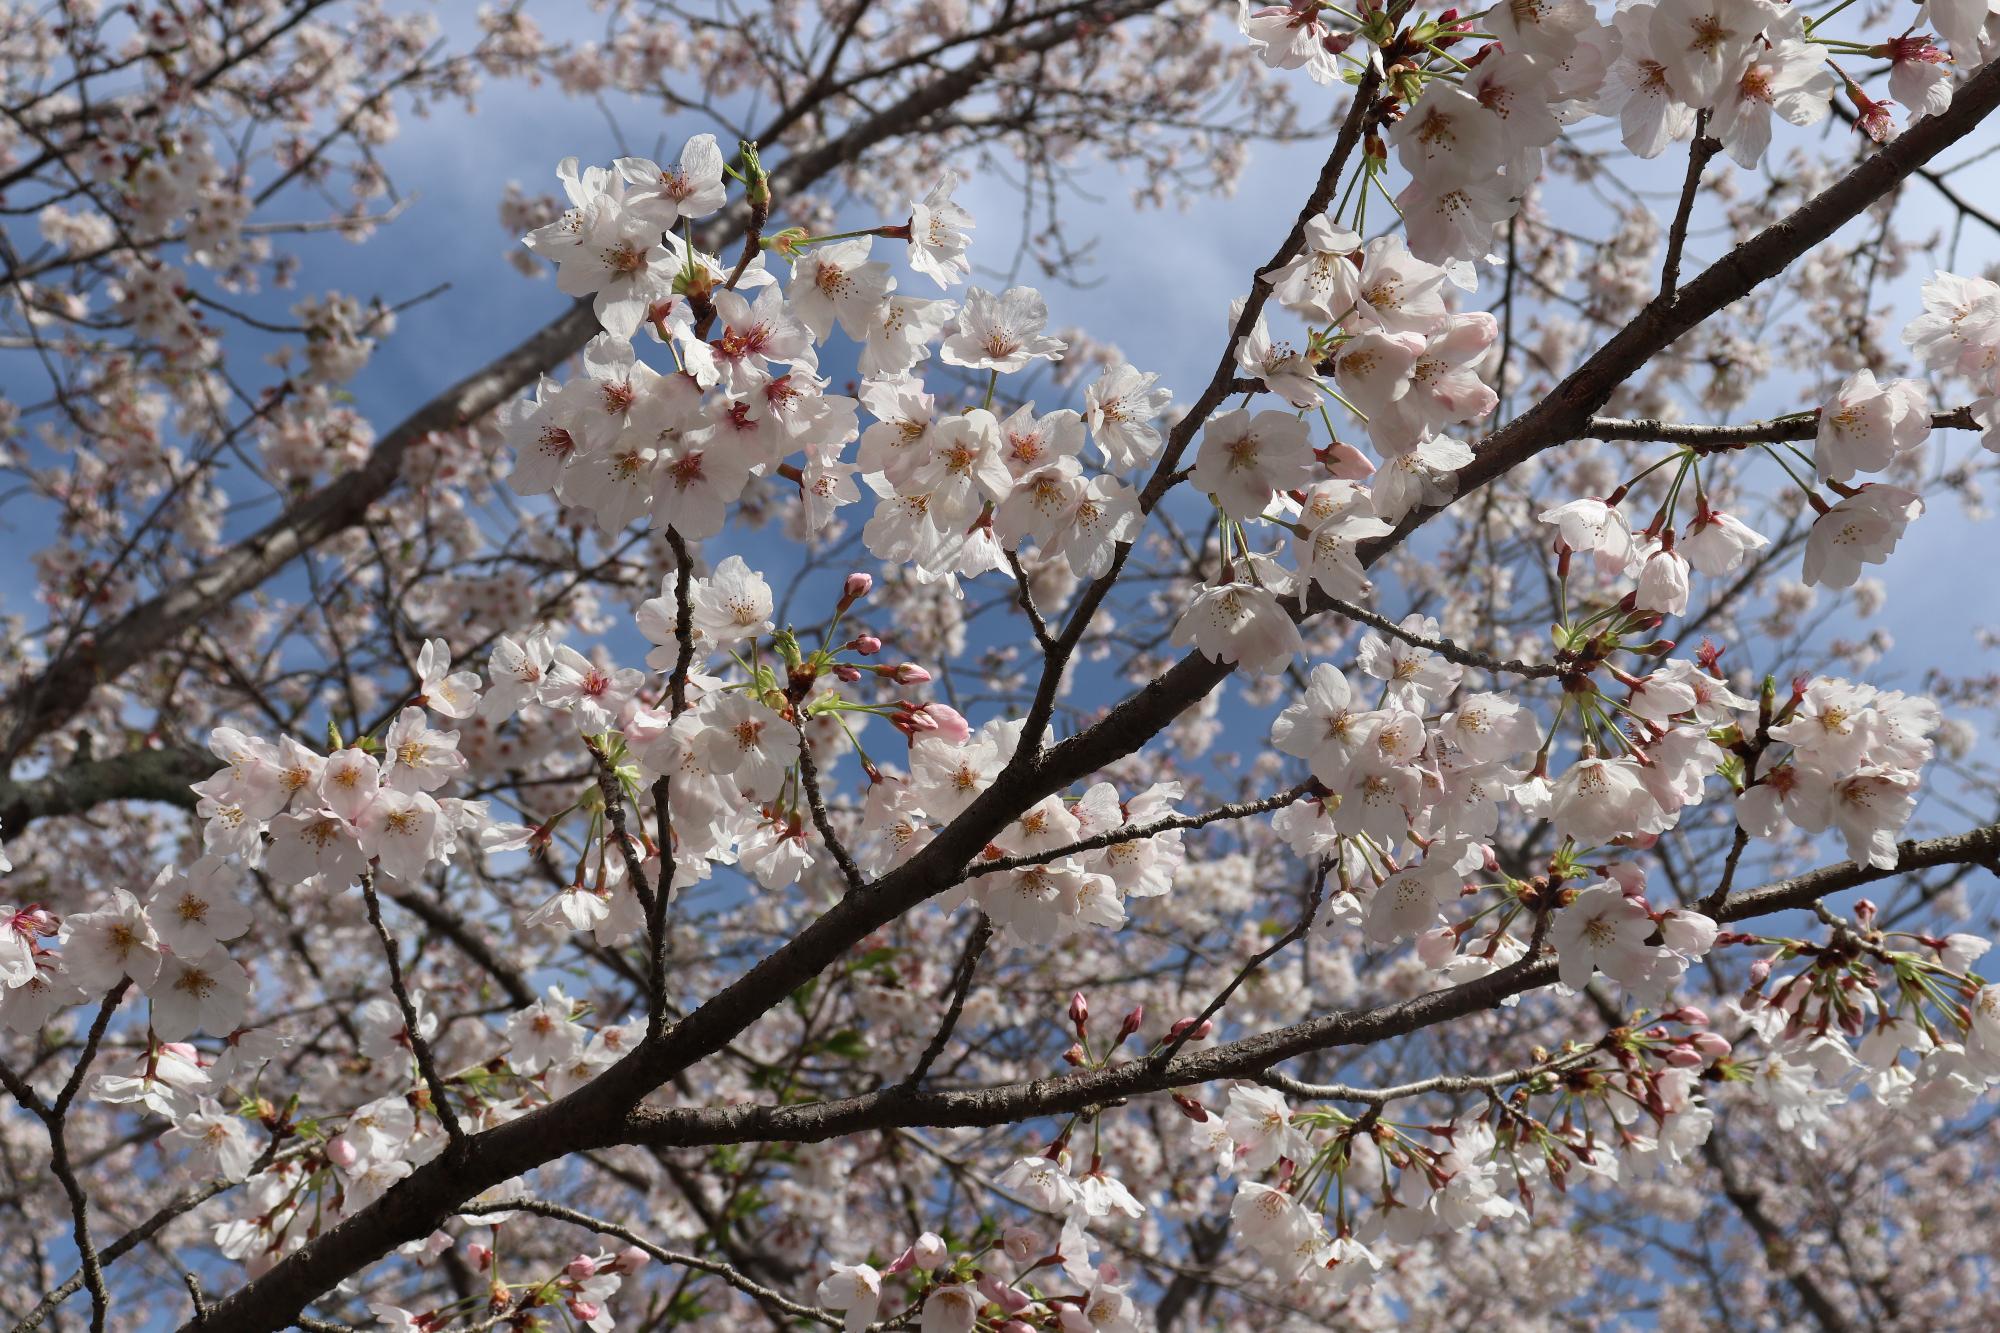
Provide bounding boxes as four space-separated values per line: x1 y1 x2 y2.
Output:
616 819 2000 1150
1589 404 1980 448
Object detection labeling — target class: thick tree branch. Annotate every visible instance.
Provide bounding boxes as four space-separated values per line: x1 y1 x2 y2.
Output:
614 820 2000 1149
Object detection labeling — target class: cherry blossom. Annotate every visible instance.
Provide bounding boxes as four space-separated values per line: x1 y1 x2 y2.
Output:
3 9 2000 1331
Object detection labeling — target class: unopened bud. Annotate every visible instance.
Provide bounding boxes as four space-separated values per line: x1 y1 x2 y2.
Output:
1661 1045 1703 1068
1069 991 1090 1031
567 1256 597 1281
1168 1016 1213 1042
912 702 970 744
738 140 769 210
1171 1092 1209 1121
979 1274 1032 1314
842 571 874 602
913 1232 948 1270
1690 1032 1732 1061
1115 1004 1144 1045
1064 1042 1086 1065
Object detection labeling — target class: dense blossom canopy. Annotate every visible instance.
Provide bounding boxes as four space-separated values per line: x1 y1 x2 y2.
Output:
3 1 2000 1331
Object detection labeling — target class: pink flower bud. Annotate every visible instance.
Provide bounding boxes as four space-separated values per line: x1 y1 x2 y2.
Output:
1662 1045 1703 1068
834 665 861 682
1748 958 1772 987
466 1244 493 1271
913 1232 948 1270
915 702 970 744
1168 1016 1212 1041
1691 1032 1732 1061
566 1300 600 1324
893 662 930 685
617 1246 651 1273
882 1246 917 1276
1063 1042 1086 1066
1069 991 1089 1031
842 572 874 601
852 634 882 655
567 1256 597 1281
326 1135 358 1168
1662 1005 1710 1027
1171 1092 1209 1121
979 1273 1032 1314
1115 1004 1144 1045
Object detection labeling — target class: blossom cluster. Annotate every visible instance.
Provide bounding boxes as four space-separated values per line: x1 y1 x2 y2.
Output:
9 0 2000 1325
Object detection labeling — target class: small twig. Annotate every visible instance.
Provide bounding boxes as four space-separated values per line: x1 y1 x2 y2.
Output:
1660 118 1718 298
646 528 699 1038
1590 404 1979 449
585 739 660 920
902 914 993 1088
359 873 466 1148
182 1275 208 1325
56 980 129 1115
1 979 131 1333
1318 596 1561 679
968 782 1313 880
1258 1047 1598 1107
795 720 866 894
1151 857 1331 1072
458 1198 841 1328
1004 551 1054 650
12 1141 291 1333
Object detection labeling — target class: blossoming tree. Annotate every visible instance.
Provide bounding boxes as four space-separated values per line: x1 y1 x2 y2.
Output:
5 0 2000 1329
